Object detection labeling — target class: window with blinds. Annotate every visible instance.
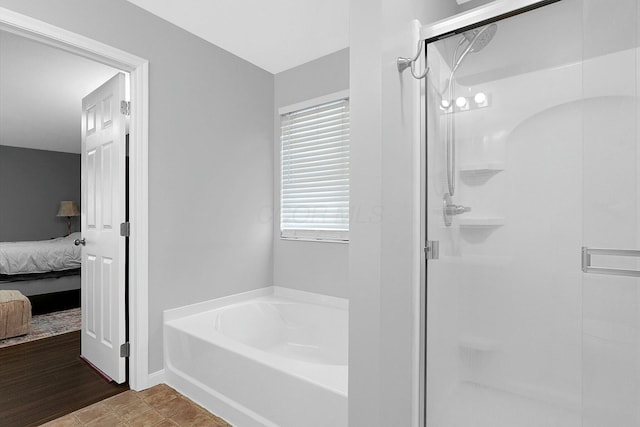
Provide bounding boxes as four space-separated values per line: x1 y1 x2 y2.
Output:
280 96 350 241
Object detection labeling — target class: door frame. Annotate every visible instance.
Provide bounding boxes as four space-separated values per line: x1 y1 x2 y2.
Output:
0 7 150 390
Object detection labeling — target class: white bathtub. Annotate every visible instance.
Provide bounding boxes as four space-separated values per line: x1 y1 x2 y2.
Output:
163 287 348 427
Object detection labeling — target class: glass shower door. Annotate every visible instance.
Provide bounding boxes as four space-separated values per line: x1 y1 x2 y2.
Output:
424 0 639 426
581 1 640 425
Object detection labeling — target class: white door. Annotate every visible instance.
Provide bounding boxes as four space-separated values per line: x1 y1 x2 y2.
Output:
79 73 127 383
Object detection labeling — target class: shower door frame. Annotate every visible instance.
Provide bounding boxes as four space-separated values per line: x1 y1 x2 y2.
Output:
419 1 565 425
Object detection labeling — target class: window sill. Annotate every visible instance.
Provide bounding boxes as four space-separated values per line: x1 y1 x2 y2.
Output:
279 236 349 244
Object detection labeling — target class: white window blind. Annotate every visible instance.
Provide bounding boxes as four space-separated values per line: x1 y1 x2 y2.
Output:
280 97 350 241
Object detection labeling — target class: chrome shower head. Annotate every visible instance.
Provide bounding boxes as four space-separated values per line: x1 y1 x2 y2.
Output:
452 24 497 72
462 24 497 53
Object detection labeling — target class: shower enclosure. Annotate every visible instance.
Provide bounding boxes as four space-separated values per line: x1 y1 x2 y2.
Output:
423 0 640 425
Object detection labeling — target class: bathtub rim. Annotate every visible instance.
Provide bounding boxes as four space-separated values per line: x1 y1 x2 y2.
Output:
163 286 348 323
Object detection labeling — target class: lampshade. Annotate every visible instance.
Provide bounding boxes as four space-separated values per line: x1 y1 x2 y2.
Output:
57 201 80 217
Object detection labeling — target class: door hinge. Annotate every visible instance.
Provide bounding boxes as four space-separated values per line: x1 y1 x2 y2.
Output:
120 100 130 116
120 342 130 358
120 222 130 237
425 240 439 260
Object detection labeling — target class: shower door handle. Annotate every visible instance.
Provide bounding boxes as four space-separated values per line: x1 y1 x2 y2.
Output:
581 247 640 277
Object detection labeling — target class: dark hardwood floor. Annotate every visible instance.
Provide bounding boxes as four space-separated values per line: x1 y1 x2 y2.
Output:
0 331 128 427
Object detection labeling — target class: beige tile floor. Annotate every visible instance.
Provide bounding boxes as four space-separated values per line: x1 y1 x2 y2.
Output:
41 384 231 426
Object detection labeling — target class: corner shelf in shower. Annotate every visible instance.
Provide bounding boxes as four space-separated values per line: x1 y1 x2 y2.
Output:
458 336 498 353
458 217 505 228
459 162 505 175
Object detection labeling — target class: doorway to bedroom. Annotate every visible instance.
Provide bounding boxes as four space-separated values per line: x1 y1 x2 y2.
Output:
0 28 131 422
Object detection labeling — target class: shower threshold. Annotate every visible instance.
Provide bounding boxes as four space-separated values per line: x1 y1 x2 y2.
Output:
432 382 580 427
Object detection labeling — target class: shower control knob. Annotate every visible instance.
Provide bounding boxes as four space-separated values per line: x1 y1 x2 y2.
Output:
443 193 472 227
445 204 471 216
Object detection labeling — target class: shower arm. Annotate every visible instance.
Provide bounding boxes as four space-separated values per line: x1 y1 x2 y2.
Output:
397 40 430 79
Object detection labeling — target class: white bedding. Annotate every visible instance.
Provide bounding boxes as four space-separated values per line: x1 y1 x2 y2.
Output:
0 232 82 275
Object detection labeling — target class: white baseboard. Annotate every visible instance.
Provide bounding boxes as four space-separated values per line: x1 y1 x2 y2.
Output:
147 369 166 388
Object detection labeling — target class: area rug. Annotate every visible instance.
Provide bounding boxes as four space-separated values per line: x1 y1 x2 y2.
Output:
0 307 81 348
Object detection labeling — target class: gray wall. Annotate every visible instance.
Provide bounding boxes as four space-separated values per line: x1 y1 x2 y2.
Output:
0 0 274 374
273 48 349 298
0 145 80 241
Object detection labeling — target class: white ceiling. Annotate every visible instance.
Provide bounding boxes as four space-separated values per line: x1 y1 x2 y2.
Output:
0 31 120 154
125 0 350 74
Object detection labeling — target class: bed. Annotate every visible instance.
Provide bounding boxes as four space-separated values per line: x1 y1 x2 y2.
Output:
0 232 81 313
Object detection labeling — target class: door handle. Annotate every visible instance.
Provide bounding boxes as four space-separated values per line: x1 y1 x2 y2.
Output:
74 238 86 246
581 247 640 277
